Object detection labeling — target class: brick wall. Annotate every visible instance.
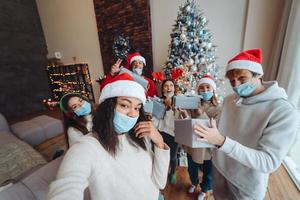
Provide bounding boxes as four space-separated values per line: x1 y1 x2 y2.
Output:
0 0 50 119
93 0 153 77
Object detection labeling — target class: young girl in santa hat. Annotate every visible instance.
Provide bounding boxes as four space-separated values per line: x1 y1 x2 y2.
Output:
180 75 221 200
48 73 169 200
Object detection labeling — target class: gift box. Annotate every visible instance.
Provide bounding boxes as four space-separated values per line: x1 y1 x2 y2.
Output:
152 99 166 119
174 118 215 148
143 100 153 114
173 95 201 109
120 67 148 89
143 98 166 119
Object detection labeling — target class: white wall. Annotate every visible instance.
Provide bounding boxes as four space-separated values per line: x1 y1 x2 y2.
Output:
244 0 285 70
36 0 103 101
150 0 284 77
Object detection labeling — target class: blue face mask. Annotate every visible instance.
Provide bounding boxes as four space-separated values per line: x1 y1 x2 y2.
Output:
74 101 92 117
113 111 139 134
233 81 257 97
200 91 214 101
133 68 143 75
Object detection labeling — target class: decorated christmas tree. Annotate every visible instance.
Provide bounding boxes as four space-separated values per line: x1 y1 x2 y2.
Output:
156 0 224 97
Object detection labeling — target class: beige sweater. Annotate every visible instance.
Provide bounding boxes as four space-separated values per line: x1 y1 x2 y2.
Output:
47 134 170 200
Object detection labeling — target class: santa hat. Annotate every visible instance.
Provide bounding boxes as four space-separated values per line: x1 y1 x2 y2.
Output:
125 52 146 69
226 48 263 75
198 75 217 91
99 73 146 104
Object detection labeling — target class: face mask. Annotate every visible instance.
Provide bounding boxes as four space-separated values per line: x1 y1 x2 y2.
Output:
233 81 257 97
133 68 143 75
74 101 92 116
164 91 174 98
200 91 214 101
113 111 139 134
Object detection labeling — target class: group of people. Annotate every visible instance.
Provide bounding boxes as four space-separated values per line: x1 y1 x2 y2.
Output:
47 49 299 200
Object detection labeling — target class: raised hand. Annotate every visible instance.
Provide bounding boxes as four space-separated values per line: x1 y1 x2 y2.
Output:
164 97 172 108
194 118 225 146
178 108 189 119
134 121 164 149
110 59 122 75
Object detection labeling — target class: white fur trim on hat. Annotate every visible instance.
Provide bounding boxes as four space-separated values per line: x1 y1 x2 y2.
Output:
99 80 146 104
130 55 146 66
227 60 264 75
198 78 217 91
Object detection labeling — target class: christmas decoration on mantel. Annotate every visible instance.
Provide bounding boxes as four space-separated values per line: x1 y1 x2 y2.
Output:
45 63 95 102
154 0 225 99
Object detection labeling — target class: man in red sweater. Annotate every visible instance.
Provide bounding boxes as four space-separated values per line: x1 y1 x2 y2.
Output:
100 52 158 97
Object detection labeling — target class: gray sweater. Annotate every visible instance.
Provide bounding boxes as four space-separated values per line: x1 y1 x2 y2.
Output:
213 81 299 199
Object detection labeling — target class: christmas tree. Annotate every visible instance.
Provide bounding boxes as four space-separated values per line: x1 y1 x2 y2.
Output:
163 0 224 96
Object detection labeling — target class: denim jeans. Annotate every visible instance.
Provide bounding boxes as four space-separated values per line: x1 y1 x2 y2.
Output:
187 153 212 192
160 131 178 175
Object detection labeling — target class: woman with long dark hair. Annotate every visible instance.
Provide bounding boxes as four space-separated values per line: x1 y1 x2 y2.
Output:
48 73 170 200
60 93 94 148
152 79 179 185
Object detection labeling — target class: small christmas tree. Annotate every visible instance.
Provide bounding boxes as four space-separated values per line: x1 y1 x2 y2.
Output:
164 0 224 96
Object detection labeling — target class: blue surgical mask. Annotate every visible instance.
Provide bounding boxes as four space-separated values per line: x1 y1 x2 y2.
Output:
200 91 214 101
133 68 143 75
113 111 139 134
164 91 174 98
74 101 92 116
233 81 257 97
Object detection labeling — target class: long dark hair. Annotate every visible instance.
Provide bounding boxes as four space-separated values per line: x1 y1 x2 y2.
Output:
63 112 92 148
93 97 147 156
61 93 94 148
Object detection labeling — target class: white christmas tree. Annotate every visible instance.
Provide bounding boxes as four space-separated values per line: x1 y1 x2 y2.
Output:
164 0 224 96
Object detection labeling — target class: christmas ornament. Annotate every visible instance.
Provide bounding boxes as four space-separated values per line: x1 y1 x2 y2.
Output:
112 34 131 59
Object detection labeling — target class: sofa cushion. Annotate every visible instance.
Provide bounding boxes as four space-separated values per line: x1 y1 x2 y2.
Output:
0 182 35 200
11 115 63 147
30 115 63 139
0 113 10 132
0 137 47 186
11 121 47 146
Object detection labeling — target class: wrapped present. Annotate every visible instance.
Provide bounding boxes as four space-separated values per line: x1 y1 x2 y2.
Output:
143 97 166 119
120 67 148 89
174 118 215 148
173 95 201 109
143 99 153 114
152 99 166 119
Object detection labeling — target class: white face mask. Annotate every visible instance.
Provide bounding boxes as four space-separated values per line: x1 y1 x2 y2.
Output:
133 68 143 75
164 91 174 98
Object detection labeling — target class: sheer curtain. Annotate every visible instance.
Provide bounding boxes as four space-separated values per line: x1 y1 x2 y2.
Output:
269 0 300 190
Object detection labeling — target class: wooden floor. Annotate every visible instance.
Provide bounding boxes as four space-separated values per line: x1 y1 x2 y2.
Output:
163 166 300 200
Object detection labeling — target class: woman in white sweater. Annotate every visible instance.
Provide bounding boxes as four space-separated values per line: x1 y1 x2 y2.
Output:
59 93 94 147
47 73 170 200
153 79 180 185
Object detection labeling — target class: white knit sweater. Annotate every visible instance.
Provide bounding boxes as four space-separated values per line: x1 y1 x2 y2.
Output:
47 134 170 200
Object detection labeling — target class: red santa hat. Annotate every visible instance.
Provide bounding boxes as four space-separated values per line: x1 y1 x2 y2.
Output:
226 48 264 75
99 73 146 104
198 75 217 91
125 52 146 69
